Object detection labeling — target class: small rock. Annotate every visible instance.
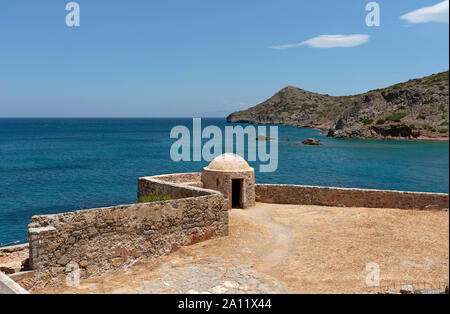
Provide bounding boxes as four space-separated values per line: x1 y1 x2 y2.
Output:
400 285 414 294
210 285 228 294
86 264 99 276
57 255 69 266
387 288 398 294
51 266 65 275
79 260 89 268
223 281 239 289
302 138 323 146
21 258 31 271
256 135 273 141
0 266 15 274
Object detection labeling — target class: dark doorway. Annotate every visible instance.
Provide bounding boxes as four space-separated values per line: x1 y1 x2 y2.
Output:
232 179 243 208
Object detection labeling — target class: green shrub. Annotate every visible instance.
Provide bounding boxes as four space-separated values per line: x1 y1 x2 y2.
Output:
422 72 449 85
422 124 433 130
385 112 407 122
423 99 434 104
416 114 427 120
441 121 449 126
376 119 385 125
440 128 449 133
409 124 416 129
137 194 173 203
363 119 373 125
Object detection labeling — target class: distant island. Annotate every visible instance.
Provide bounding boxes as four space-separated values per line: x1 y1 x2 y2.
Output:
227 71 449 141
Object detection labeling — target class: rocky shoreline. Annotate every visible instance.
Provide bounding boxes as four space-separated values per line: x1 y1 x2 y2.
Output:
227 71 449 142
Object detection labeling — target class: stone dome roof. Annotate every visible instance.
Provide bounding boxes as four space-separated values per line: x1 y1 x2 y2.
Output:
204 153 252 171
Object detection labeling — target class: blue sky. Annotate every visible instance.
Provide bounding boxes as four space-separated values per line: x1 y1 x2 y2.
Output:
0 0 448 117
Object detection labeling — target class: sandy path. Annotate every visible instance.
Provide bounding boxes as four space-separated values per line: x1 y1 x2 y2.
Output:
235 204 294 273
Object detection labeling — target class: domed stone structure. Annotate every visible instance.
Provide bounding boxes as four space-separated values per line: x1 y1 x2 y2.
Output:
202 153 255 209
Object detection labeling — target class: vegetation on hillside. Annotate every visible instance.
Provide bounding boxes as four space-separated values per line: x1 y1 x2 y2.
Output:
227 71 449 139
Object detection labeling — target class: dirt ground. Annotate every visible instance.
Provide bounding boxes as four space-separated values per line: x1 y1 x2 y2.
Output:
34 203 449 294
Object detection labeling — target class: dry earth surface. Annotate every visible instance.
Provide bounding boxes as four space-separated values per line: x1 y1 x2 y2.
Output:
32 203 449 294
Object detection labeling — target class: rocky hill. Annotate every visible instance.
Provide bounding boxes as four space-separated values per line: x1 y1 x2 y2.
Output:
227 71 449 140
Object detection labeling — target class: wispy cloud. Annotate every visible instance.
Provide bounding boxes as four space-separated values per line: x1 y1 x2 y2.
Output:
400 0 449 24
269 34 370 50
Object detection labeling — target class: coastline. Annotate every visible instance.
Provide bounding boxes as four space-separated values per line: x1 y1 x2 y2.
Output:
1 118 448 246
230 121 449 143
309 126 449 143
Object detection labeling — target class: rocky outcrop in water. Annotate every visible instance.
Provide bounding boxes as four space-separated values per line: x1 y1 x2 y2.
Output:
227 71 449 140
302 138 322 146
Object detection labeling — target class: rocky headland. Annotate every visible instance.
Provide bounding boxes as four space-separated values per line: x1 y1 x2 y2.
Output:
227 71 449 140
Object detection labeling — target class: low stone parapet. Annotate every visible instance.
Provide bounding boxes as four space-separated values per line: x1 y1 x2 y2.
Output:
138 173 209 200
256 184 449 210
27 173 228 289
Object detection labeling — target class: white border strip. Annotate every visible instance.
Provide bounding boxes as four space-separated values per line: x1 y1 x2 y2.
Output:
0 271 29 294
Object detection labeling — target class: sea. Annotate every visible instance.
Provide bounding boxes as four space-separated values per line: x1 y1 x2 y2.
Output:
0 118 448 245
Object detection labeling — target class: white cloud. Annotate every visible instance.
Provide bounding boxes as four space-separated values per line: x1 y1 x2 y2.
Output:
269 34 370 50
400 0 449 24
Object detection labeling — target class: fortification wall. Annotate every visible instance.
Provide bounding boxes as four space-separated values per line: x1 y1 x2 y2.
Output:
26 174 227 289
138 173 206 200
255 184 449 210
146 173 203 185
24 172 448 290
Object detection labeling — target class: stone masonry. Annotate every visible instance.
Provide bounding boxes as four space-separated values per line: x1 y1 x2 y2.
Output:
201 154 256 210
256 184 449 211
22 170 448 290
26 173 228 289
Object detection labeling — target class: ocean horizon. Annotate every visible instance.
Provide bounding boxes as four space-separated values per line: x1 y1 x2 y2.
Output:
0 117 448 245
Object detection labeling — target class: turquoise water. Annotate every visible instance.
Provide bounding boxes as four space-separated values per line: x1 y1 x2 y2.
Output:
0 118 448 245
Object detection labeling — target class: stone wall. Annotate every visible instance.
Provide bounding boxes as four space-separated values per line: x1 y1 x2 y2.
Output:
255 184 449 210
27 174 228 289
24 171 449 290
147 173 203 185
138 173 208 200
